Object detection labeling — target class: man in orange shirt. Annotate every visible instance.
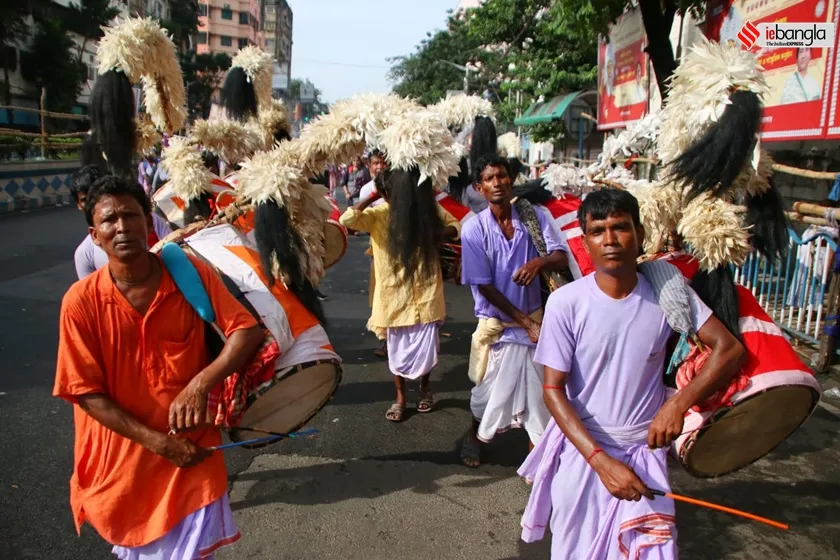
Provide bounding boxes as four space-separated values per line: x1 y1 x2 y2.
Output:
54 176 263 559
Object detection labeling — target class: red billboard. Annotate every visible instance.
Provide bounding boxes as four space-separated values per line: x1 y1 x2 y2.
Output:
706 0 837 141
825 1 840 137
597 7 650 130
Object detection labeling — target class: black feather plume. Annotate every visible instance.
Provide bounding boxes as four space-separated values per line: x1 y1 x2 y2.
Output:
670 90 762 202
691 266 741 340
469 116 498 176
254 203 326 324
745 185 789 262
220 67 258 122
513 179 553 206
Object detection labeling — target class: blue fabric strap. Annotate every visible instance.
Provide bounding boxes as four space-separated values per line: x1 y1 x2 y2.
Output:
158 243 216 323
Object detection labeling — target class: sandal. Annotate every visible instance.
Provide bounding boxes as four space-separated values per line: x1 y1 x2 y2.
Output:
460 434 481 468
373 342 388 358
385 403 405 422
417 391 434 413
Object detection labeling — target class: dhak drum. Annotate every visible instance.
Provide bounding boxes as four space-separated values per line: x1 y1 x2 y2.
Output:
153 219 342 448
662 253 821 478
225 176 347 270
153 175 234 230
324 194 348 269
227 360 341 446
538 195 594 279
434 190 474 284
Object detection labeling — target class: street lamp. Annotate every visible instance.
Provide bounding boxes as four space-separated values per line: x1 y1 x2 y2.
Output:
434 59 471 93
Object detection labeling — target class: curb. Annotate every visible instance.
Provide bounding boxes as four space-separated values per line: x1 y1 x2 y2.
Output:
0 193 72 214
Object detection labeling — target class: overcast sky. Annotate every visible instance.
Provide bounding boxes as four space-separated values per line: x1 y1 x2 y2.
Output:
287 0 458 103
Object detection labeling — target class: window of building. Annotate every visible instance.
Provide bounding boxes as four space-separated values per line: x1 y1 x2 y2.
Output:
265 39 274 49
221 36 232 47
198 3 207 16
197 32 207 44
88 65 96 81
221 7 233 20
239 11 249 25
238 38 249 49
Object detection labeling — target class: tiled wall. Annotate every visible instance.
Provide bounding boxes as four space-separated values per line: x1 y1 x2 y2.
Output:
0 160 79 213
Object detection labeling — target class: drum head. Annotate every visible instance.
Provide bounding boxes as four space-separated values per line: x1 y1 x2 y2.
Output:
324 223 347 269
229 362 341 447
683 385 819 478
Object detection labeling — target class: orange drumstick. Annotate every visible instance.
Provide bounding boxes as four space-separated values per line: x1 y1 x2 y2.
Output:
651 489 789 531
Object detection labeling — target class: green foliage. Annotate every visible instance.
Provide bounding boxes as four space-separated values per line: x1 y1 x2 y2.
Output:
182 51 231 120
388 0 599 135
0 0 30 107
30 17 87 121
162 0 200 53
388 14 487 105
66 0 121 60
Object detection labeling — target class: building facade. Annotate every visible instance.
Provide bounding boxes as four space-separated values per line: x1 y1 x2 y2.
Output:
197 0 265 57
263 0 293 101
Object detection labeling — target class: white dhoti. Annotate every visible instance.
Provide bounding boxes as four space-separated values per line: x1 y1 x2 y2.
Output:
470 342 550 444
387 322 440 379
111 495 239 560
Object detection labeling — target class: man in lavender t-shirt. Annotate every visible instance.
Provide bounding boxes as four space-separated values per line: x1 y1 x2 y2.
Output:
71 165 171 280
459 155 570 468
518 188 745 558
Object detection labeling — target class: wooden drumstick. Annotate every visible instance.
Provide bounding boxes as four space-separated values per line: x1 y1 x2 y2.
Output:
208 428 319 451
650 489 789 531
677 410 751 437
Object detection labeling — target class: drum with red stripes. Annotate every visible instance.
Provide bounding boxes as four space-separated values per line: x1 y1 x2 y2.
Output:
433 190 474 283
661 252 821 478
153 175 234 230
537 195 594 279
324 194 348 269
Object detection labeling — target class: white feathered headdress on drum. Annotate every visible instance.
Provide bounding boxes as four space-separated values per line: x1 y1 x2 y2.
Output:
633 39 788 338
85 17 186 173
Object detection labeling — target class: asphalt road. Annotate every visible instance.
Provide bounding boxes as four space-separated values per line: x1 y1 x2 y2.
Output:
1 204 839 560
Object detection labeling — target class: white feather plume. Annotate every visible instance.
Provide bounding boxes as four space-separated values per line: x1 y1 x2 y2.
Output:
541 163 593 198
379 109 463 188
430 94 495 130
97 17 187 133
331 93 421 150
497 132 521 159
231 46 274 111
160 137 213 201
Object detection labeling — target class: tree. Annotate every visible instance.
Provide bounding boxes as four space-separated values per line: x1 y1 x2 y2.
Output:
162 0 199 54
66 0 120 63
0 0 30 123
182 51 231 120
29 17 86 129
389 0 598 143
388 12 487 105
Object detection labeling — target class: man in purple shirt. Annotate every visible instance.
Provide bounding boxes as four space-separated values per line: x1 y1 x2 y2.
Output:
71 165 171 280
518 188 744 558
459 155 570 467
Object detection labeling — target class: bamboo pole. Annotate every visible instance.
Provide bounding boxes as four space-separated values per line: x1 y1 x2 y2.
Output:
0 128 87 138
40 88 46 159
0 104 88 120
792 201 840 220
817 271 840 373
773 162 838 181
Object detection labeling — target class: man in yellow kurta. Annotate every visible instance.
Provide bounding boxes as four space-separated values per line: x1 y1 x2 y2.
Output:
340 167 460 421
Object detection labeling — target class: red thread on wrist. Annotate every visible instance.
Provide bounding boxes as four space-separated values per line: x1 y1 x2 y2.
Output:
542 384 563 390
586 448 603 464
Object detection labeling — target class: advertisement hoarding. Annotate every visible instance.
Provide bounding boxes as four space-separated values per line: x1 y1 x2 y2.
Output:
706 0 837 141
597 7 650 130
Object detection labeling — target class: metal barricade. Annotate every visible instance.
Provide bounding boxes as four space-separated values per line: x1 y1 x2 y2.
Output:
733 228 837 345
